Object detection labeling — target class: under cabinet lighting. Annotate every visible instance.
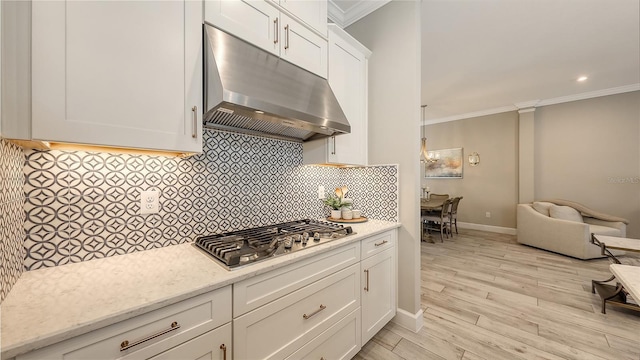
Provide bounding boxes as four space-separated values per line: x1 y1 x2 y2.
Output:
577 76 588 82
7 139 194 158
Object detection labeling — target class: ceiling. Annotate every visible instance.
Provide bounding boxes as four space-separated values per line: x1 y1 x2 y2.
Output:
329 0 640 123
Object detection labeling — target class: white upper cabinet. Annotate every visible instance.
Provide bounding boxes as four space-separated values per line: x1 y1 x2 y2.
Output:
26 0 203 153
303 24 370 166
204 0 280 55
274 0 327 36
279 12 327 79
205 0 328 78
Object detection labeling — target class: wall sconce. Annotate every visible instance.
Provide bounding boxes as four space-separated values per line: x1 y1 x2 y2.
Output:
468 152 480 166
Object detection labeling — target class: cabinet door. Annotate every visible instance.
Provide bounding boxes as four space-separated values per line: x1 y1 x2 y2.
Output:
149 323 232 360
277 0 327 36
31 0 202 153
279 12 328 78
205 0 280 56
285 309 361 360
361 247 396 345
234 264 360 360
328 27 368 166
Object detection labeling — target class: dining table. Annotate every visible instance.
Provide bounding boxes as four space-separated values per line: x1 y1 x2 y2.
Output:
420 198 446 212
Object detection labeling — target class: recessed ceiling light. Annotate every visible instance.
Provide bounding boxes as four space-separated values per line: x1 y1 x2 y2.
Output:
577 76 588 82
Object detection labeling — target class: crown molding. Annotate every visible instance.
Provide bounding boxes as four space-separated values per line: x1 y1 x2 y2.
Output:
425 83 640 124
327 0 347 28
537 83 640 107
423 105 516 125
328 0 391 28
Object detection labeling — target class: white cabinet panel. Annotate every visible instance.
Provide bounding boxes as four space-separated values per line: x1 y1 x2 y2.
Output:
278 0 327 36
303 24 370 166
361 246 396 344
233 242 359 316
31 0 202 153
205 0 327 78
285 309 361 360
149 324 231 360
17 287 231 360
279 12 327 78
204 0 280 55
234 264 360 360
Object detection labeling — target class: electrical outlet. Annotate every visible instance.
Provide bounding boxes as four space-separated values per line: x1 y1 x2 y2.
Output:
318 185 325 199
140 190 159 214
485 211 491 218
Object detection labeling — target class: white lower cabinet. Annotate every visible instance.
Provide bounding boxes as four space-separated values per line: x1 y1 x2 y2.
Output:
16 286 232 360
233 264 360 359
361 246 396 344
12 230 398 360
233 229 397 359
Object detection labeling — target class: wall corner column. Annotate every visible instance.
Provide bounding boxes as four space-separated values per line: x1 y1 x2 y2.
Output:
518 106 536 203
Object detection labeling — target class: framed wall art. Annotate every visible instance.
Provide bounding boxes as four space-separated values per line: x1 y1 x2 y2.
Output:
424 147 463 178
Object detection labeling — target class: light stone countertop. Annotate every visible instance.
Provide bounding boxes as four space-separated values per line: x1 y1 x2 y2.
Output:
0 219 400 359
610 264 640 305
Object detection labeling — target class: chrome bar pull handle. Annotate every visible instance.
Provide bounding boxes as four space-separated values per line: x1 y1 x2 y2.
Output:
303 304 326 320
284 24 290 49
375 240 388 247
191 106 198 138
274 18 278 44
331 136 336 155
364 269 370 291
120 322 180 351
220 344 227 360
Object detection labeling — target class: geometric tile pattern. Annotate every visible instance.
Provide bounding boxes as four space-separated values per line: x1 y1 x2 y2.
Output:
0 139 26 302
22 130 399 271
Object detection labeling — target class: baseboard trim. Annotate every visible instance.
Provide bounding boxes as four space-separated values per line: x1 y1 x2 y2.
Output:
457 222 517 235
392 307 424 332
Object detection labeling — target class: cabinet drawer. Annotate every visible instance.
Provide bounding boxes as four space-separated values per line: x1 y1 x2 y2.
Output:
361 230 395 259
149 323 231 360
285 308 361 360
234 263 360 360
18 286 232 360
234 242 359 316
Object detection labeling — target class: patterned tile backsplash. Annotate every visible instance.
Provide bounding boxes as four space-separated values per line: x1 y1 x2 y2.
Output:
0 139 26 302
22 131 399 271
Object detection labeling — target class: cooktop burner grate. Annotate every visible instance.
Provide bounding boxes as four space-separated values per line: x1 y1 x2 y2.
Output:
194 219 354 269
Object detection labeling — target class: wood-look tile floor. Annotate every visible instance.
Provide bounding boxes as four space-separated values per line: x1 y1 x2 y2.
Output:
354 229 640 360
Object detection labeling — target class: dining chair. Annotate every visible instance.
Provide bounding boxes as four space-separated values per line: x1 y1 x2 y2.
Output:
448 197 463 235
429 193 449 201
421 198 453 242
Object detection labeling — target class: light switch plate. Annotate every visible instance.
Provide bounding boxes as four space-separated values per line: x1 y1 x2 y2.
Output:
318 185 325 199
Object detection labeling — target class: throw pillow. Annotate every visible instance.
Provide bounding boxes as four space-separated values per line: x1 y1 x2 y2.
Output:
549 205 583 223
532 201 554 216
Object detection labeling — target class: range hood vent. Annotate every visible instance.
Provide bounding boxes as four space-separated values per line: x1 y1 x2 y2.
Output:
203 24 350 142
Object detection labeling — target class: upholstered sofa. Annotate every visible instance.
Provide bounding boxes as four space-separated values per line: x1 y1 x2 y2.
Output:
517 200 628 259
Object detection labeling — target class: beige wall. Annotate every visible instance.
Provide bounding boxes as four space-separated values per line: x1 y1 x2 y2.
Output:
535 91 640 237
423 111 519 229
347 0 423 324
423 91 640 237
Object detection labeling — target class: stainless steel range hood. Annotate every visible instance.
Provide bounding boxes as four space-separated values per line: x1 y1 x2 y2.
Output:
203 24 350 142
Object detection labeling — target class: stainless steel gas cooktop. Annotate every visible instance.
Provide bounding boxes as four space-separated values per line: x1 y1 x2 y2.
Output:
194 219 355 270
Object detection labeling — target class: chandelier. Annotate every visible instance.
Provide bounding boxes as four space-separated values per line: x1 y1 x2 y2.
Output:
420 105 438 163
